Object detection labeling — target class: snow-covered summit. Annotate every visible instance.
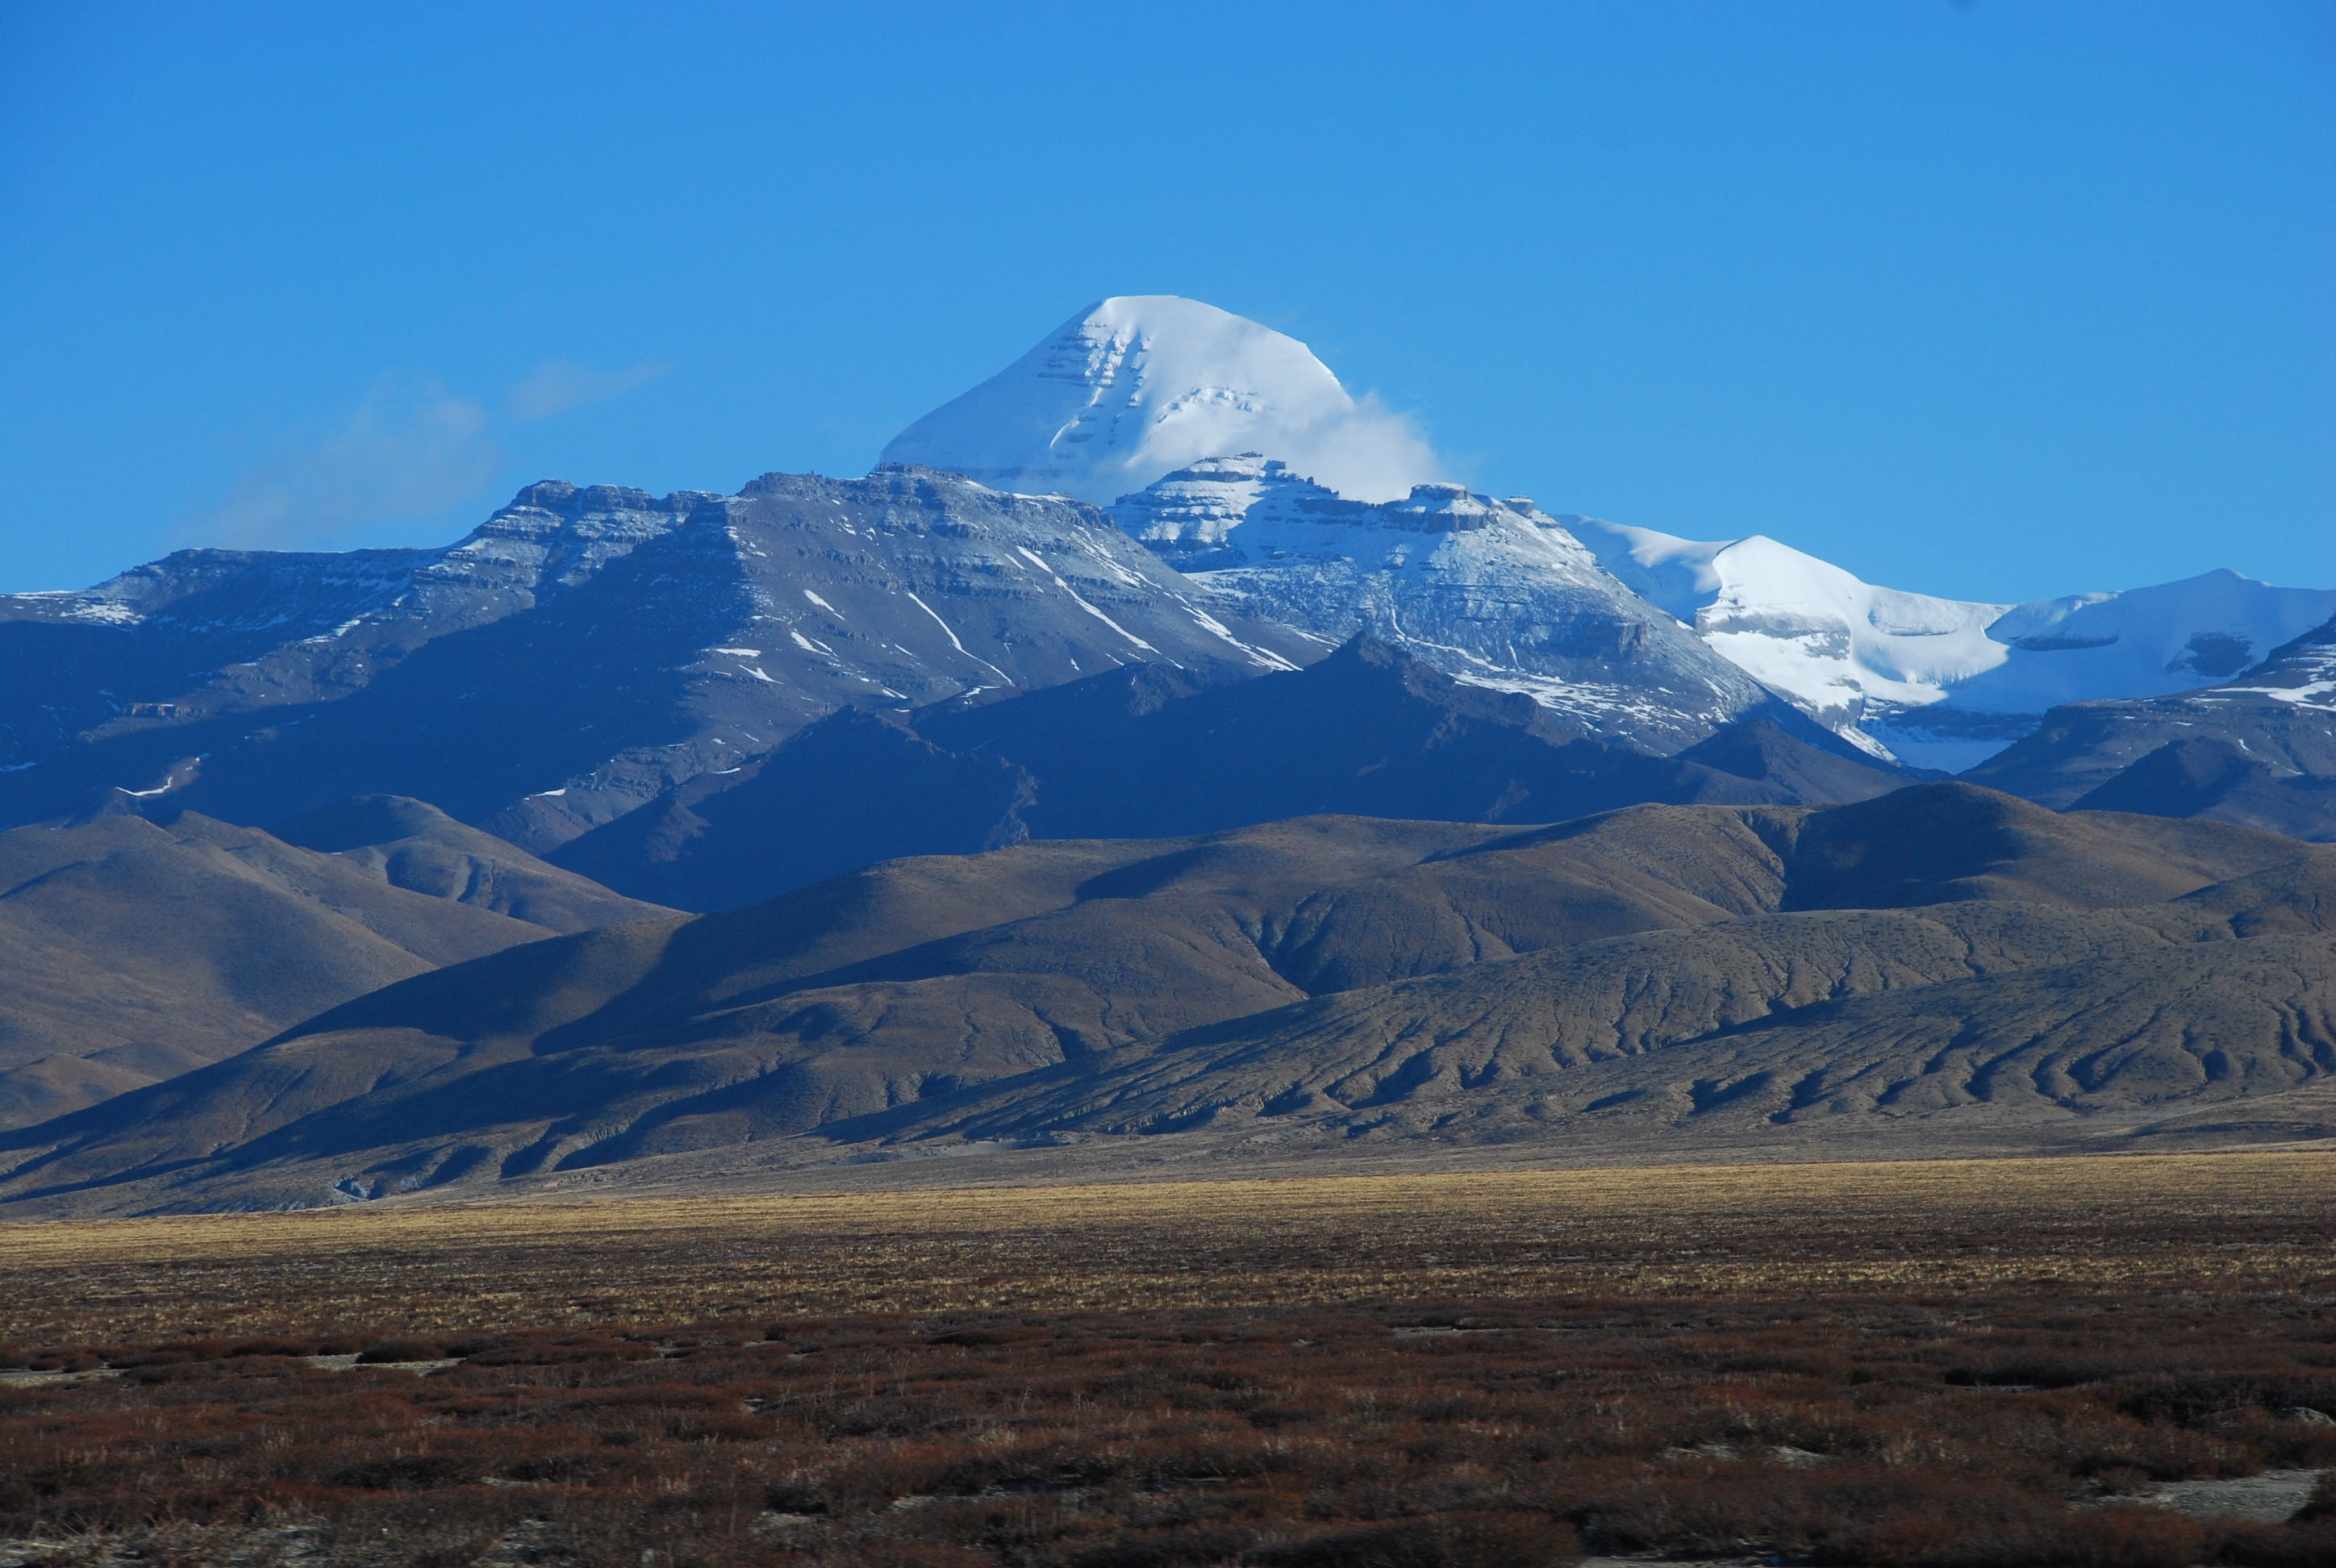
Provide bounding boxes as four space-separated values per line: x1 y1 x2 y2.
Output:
1567 519 2012 758
1566 518 2336 769
879 297 1441 504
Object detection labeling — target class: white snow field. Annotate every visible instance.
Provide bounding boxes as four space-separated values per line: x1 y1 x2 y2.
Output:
1568 518 2336 769
879 296 1441 505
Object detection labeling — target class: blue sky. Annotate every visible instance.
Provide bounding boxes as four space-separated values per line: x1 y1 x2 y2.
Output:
1 1 2328 602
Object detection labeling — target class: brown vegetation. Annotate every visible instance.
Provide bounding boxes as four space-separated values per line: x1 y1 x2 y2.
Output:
1 1153 2331 1566
5 1290 2336 1566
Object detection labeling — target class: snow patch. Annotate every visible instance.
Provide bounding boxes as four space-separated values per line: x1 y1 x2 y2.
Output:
1013 546 1160 654
903 591 1016 686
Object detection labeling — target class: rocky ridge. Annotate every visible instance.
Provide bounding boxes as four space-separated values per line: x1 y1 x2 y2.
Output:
0 469 1307 849
1112 455 1779 754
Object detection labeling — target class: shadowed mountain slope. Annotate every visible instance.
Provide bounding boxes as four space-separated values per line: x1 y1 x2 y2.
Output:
913 922 2336 1152
0 809 666 1130
553 637 1907 911
265 794 666 933
0 470 1308 851
1 784 2325 1213
1965 613 2336 840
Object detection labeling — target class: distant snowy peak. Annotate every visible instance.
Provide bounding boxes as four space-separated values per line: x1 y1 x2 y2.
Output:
879 296 1441 504
1566 518 2336 770
1566 518 2010 759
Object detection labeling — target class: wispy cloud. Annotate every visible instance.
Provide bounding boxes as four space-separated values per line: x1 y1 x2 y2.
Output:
1274 393 1447 503
505 357 669 421
206 378 499 551
199 358 667 551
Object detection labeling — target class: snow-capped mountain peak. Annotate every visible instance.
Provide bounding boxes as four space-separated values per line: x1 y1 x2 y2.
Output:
1566 518 2336 769
880 296 1441 504
1567 518 2013 739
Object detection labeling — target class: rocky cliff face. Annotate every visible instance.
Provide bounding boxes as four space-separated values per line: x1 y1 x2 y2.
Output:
1112 455 1788 755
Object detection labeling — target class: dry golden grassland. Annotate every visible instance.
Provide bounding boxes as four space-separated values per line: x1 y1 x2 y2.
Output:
6 1150 2332 1344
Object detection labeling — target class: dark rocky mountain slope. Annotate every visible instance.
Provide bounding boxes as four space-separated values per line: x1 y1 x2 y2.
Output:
0 469 1308 851
0 804 667 1130
551 636 1905 911
2 783 2325 1215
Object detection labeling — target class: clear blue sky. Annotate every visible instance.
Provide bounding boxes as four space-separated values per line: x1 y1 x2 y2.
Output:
2 1 2328 603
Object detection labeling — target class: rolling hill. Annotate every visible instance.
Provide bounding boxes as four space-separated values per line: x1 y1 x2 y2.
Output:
0 801 666 1129
4 783 2326 1215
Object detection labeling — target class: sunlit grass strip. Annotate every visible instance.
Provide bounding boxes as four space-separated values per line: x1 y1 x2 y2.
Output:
5 1150 2331 1342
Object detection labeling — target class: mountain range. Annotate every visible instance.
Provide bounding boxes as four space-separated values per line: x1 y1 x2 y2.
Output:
0 467 1309 850
1571 515 2336 771
886 296 2335 771
0 293 2327 1211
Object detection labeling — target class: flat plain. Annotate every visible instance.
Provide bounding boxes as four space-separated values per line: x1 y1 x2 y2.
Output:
5 1149 2333 1344
6 1150 2336 1568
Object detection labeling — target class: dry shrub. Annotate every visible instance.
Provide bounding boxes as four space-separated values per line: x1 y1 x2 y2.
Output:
2 1284 2333 1567
1254 1513 1579 1567
454 1330 655 1366
1971 1505 2209 1568
2212 1516 2336 1566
